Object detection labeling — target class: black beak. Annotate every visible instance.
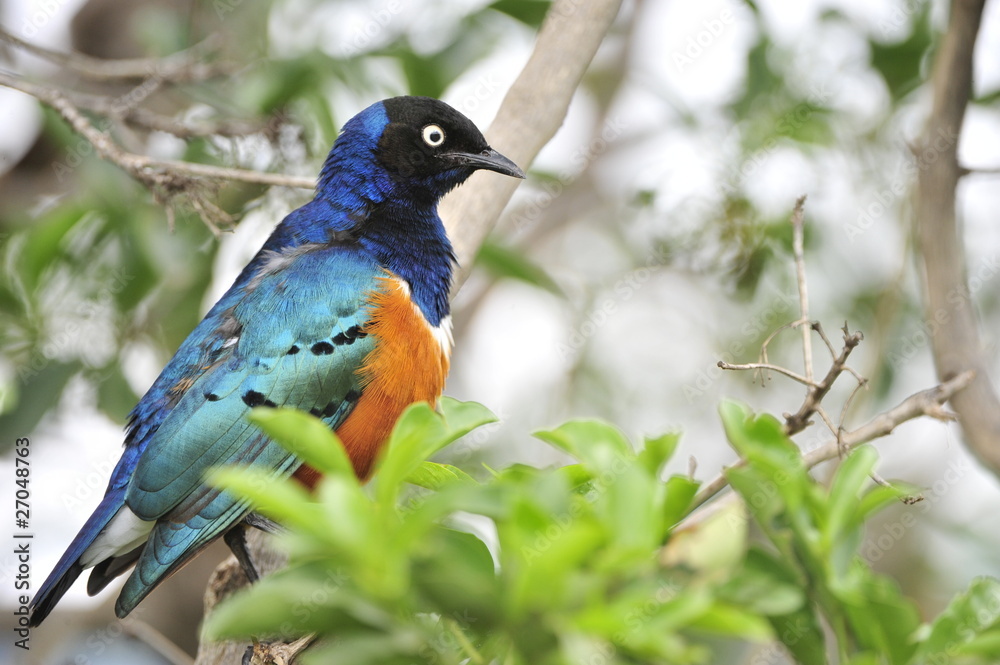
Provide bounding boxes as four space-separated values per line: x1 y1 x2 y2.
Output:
441 147 526 179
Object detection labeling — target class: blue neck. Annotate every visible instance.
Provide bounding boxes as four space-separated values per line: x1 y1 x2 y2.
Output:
357 200 454 326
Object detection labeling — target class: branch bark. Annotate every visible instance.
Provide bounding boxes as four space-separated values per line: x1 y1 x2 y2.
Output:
193 530 289 665
0 27 228 81
912 0 1000 477
440 0 624 291
0 72 315 192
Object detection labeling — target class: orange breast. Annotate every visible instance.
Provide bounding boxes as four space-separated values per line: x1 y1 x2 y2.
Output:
294 274 450 486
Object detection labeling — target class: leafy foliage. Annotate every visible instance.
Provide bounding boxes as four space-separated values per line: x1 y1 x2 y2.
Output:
203 399 1000 664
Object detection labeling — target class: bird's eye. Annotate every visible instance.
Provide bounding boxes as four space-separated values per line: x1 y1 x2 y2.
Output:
422 124 445 147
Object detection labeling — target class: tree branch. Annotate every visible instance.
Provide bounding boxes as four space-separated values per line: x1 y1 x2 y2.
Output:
688 370 974 512
783 325 865 436
790 195 814 383
911 0 1000 477
440 0 624 291
0 27 228 82
0 72 314 191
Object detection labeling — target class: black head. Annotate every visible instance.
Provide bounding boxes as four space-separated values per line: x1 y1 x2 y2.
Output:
375 96 524 191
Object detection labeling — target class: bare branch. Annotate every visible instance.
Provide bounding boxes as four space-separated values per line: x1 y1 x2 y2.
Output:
912 0 1000 477
718 360 821 388
124 620 195 665
801 370 970 467
784 326 865 435
812 321 838 360
688 370 974 513
0 27 228 82
958 164 1000 176
0 72 315 191
790 195 813 382
65 87 274 138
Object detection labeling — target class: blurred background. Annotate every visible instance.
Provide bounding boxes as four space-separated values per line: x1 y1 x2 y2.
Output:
1 0 999 662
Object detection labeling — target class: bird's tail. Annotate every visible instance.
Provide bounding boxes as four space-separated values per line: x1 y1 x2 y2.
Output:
28 489 126 626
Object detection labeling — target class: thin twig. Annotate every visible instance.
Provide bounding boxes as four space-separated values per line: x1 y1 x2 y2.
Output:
0 72 314 190
757 318 806 382
815 405 839 438
812 321 838 359
801 371 970 467
718 361 821 388
838 380 868 454
124 619 195 665
790 196 812 382
958 165 1000 176
0 27 228 82
687 370 974 512
66 87 275 138
783 326 865 435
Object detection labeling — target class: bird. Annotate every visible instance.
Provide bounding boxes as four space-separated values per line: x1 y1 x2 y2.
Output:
28 96 525 625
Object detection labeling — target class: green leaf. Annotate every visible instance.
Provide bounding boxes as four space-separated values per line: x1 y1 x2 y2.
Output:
868 4 932 101
314 476 382 565
638 431 682 476
601 462 659 553
721 547 805 616
202 570 320 640
0 360 82 442
534 419 633 472
207 468 319 533
824 445 878 551
913 577 1000 664
660 475 700 535
856 481 918 521
476 241 563 295
204 563 387 640
249 407 355 479
407 461 477 490
768 608 828 665
18 207 89 292
838 565 920 664
437 397 499 440
488 0 552 26
726 465 783 523
718 400 799 467
96 363 140 424
689 602 773 640
413 528 500 623
376 400 496 505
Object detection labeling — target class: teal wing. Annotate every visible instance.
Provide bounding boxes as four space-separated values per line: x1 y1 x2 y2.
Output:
117 245 379 615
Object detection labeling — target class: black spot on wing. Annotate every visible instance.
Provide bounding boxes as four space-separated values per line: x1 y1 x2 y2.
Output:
311 341 334 355
205 393 220 402
287 345 300 355
309 388 362 420
242 390 277 408
333 325 368 346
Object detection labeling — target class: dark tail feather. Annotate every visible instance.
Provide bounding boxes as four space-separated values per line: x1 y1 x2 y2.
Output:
28 489 126 626
28 561 84 627
88 545 144 596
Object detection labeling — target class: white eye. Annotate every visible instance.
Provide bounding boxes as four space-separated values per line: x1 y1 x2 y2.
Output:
422 124 445 147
